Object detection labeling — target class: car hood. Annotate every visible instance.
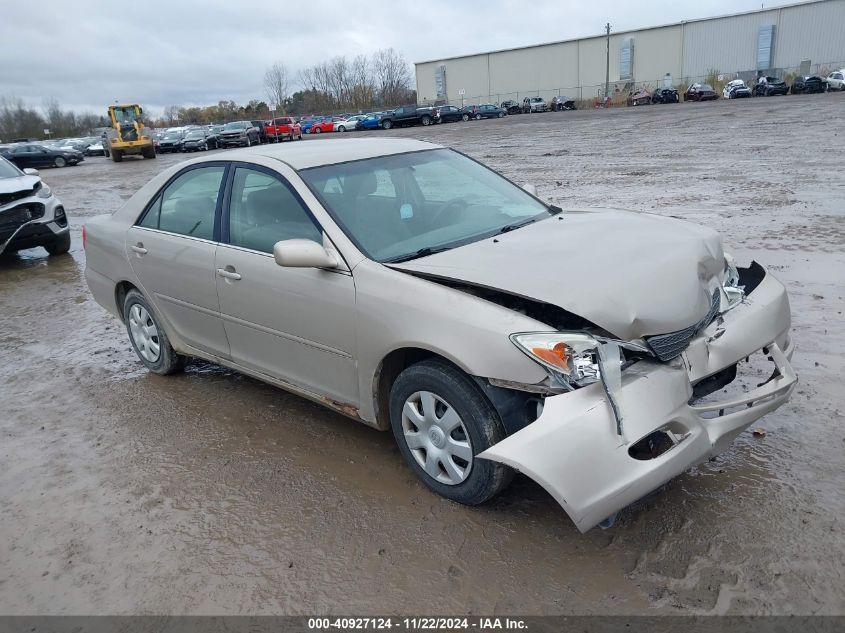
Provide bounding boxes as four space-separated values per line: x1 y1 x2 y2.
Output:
390 209 725 340
0 174 39 195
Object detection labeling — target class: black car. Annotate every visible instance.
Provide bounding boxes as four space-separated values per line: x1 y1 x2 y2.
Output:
0 143 83 168
218 121 260 147
754 76 789 96
250 120 269 143
460 104 506 121
652 87 679 104
550 95 576 111
499 100 522 114
790 75 828 94
434 105 463 123
158 131 185 153
181 129 216 152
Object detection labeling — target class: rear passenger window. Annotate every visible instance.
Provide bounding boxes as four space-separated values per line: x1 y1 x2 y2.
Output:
140 166 225 240
228 167 321 253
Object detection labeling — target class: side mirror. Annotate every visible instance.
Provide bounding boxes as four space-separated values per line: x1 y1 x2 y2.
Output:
273 239 338 269
521 183 538 196
23 168 40 176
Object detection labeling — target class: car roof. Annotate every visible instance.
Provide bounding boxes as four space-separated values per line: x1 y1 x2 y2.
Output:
211 138 441 170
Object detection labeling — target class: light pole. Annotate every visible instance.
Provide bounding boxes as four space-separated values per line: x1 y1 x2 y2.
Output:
605 22 611 104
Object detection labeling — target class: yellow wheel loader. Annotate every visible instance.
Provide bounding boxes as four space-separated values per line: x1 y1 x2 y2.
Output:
104 104 156 162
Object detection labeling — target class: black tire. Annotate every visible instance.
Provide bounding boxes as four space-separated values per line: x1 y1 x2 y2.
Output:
54 156 66 168
461 113 469 121
122 289 185 375
497 111 504 118
314 127 322 134
338 125 347 132
389 359 514 506
112 150 123 162
421 115 431 126
381 119 392 130
474 113 482 120
45 231 71 255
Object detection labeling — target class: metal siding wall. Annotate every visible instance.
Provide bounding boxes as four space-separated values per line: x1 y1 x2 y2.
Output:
630 25 684 85
414 1 845 102
774 0 845 67
682 10 782 78
489 41 579 100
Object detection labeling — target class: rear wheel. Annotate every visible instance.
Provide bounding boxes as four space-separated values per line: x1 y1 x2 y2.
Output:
421 115 432 126
54 156 66 168
123 289 185 375
389 359 513 505
111 150 123 162
314 127 322 134
461 113 469 121
45 232 71 255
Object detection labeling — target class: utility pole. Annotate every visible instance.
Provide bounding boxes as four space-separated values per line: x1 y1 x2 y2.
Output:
605 22 611 103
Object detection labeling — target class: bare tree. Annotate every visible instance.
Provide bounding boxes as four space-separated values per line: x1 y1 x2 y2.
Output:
372 48 413 106
264 62 290 112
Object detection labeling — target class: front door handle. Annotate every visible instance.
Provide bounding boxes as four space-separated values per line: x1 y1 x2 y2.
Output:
216 267 242 281
130 242 147 255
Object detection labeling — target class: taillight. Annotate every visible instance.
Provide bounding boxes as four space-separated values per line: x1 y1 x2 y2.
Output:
82 225 87 250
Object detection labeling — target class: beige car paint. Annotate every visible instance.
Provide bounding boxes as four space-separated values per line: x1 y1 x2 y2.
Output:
83 139 796 531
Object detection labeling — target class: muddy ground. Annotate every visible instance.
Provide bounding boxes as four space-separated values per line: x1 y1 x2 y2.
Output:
1 94 843 615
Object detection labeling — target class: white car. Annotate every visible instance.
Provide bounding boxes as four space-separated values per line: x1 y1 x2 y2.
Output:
826 70 845 91
0 156 70 255
334 116 365 132
723 79 751 99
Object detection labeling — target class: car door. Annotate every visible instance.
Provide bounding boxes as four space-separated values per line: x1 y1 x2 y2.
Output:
215 164 358 405
126 163 231 359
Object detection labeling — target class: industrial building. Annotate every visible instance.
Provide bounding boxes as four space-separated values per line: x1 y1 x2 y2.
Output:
414 0 845 105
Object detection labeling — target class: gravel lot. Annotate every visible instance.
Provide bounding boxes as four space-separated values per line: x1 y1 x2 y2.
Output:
1 94 843 615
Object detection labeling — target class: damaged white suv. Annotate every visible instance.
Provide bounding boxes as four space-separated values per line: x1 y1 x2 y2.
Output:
0 156 70 256
84 139 796 532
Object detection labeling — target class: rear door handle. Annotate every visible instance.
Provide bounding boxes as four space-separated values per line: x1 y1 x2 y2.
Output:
130 243 147 255
216 267 242 281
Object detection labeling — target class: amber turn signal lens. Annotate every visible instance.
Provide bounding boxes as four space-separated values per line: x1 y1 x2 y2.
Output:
531 342 570 369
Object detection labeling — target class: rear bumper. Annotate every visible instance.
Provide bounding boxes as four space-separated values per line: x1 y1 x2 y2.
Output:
480 268 796 532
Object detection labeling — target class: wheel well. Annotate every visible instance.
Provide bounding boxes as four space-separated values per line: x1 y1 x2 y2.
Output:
373 347 443 430
114 281 139 321
371 347 540 435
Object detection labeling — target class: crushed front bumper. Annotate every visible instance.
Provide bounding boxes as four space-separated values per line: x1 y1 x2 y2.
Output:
479 267 797 532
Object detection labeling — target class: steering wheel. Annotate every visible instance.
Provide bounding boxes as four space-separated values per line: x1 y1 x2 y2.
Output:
431 197 469 227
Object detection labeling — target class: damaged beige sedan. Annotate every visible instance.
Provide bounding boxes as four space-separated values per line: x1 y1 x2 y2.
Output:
84 139 796 532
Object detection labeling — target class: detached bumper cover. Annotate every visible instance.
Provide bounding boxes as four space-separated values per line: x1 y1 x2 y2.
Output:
479 268 796 532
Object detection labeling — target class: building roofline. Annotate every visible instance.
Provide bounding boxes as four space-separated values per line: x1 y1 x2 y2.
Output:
414 0 832 65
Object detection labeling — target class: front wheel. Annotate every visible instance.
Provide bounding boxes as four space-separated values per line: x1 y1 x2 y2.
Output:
474 113 482 120
461 113 469 121
54 156 66 168
421 115 431 126
497 112 504 118
123 289 185 375
389 359 513 505
314 127 322 134
45 232 71 255
381 120 393 130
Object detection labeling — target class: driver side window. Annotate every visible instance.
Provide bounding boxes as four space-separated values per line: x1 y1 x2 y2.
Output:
228 167 322 254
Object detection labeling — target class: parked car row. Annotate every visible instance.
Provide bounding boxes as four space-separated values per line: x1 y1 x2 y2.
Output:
628 71 845 106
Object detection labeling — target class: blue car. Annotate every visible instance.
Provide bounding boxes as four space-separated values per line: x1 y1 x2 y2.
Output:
300 117 320 134
357 112 385 130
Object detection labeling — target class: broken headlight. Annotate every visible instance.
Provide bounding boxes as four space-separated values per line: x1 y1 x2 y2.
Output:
510 332 603 389
722 253 744 311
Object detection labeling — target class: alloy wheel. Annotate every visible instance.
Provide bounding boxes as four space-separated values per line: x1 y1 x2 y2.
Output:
401 390 473 485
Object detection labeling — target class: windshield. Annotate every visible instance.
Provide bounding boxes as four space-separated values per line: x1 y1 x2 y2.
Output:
224 122 246 130
300 148 553 263
186 131 204 138
164 133 181 139
0 156 23 178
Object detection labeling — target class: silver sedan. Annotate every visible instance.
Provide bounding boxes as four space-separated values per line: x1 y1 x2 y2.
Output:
84 139 796 532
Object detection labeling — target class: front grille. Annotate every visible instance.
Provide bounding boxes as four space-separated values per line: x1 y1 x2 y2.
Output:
646 289 721 361
0 202 46 228
0 187 36 207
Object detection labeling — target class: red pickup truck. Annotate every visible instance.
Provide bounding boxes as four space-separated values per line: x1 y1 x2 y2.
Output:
265 117 302 142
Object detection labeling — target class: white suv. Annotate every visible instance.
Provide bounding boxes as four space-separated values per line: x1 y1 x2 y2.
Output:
826 70 845 91
0 155 70 256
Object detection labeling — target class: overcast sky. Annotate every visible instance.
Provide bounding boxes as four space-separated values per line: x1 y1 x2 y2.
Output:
2 0 798 116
